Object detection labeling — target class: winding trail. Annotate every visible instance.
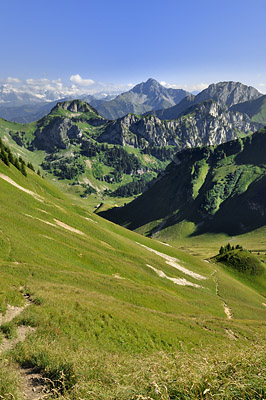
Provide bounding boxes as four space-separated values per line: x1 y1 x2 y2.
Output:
212 270 233 319
0 291 49 399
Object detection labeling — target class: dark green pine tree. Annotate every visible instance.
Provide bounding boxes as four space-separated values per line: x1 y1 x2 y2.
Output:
0 148 10 166
6 148 14 165
20 162 27 177
219 246 225 254
27 162 35 172
14 157 21 171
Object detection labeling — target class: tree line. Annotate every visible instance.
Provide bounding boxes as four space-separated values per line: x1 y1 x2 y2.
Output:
0 138 38 177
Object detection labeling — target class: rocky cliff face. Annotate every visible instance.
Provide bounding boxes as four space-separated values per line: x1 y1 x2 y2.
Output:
98 100 261 150
33 117 83 152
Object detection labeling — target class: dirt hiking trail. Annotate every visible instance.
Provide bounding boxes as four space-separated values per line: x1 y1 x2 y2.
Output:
0 291 49 399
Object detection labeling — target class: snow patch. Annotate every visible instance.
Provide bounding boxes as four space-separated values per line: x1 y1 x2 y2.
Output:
146 264 201 287
0 174 43 202
136 242 206 280
54 219 85 236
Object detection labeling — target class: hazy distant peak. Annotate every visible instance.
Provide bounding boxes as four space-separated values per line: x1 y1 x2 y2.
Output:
197 81 263 107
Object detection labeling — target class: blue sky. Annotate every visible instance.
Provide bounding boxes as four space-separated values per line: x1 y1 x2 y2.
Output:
1 0 266 94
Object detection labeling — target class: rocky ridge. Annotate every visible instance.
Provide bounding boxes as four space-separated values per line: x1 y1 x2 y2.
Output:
98 100 261 150
152 81 263 120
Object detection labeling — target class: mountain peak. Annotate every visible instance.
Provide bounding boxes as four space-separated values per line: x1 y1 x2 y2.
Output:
130 78 162 95
197 81 263 107
145 78 161 86
51 99 100 116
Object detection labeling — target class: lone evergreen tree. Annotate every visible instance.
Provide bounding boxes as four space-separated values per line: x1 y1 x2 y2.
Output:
219 246 225 254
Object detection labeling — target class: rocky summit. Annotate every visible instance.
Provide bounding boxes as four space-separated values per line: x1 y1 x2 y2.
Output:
95 78 191 119
152 81 263 120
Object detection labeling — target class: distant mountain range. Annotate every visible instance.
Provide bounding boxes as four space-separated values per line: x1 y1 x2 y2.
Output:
0 85 118 123
0 79 265 127
1 79 265 202
0 78 191 123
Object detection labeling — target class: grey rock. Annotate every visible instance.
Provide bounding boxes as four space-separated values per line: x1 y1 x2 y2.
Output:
98 100 261 151
33 117 82 152
153 81 263 120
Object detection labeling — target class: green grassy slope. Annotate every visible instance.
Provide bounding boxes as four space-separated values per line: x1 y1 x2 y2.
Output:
0 154 265 398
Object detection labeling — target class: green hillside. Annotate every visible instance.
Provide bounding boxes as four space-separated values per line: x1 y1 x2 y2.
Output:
0 101 170 205
0 148 265 399
99 128 266 237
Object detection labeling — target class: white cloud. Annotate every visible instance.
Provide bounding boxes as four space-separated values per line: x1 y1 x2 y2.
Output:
6 77 21 83
160 81 209 93
190 83 209 92
70 74 95 86
0 76 130 103
255 83 266 93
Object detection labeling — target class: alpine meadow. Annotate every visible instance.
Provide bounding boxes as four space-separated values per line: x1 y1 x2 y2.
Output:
0 1 266 399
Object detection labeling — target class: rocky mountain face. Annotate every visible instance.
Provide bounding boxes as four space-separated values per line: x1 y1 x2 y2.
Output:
96 78 190 120
195 81 262 107
99 127 266 235
33 117 83 152
97 100 261 150
29 100 106 152
11 98 261 160
152 81 263 120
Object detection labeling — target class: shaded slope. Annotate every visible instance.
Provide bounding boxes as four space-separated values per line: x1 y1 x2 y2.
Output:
99 128 266 236
231 94 266 124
